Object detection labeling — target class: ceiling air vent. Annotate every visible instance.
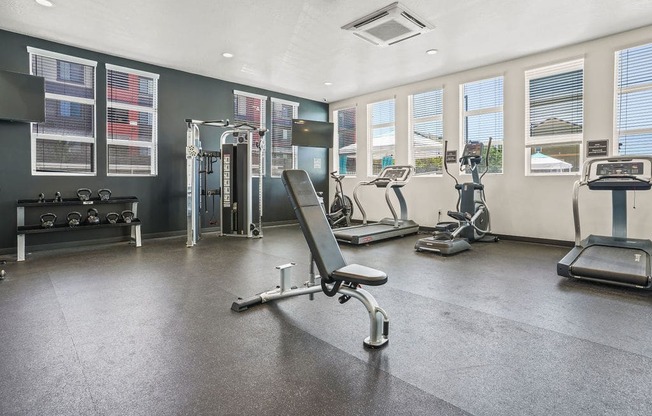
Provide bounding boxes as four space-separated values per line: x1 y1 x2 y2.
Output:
341 2 433 47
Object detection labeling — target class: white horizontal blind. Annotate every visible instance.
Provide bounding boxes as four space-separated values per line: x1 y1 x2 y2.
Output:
271 98 298 177
106 64 159 176
29 47 97 175
335 107 356 175
615 43 652 155
234 91 267 176
461 76 503 173
411 89 443 175
525 60 582 174
527 62 583 138
369 99 395 176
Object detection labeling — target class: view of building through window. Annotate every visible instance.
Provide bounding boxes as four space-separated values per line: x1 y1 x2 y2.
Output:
29 47 97 174
335 107 356 175
369 99 395 176
616 42 652 155
410 89 443 175
106 64 159 176
461 76 504 174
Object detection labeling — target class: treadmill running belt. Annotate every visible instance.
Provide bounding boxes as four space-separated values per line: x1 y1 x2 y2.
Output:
571 245 650 286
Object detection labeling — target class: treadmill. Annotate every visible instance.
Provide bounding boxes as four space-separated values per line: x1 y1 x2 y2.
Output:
333 165 419 245
557 155 652 289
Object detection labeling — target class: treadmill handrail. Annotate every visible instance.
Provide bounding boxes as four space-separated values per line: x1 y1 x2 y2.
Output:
352 166 415 227
572 179 582 246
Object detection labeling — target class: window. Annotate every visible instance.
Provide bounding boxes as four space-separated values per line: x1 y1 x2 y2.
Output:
233 90 267 176
410 89 443 175
615 43 652 155
368 99 395 176
525 60 583 174
461 76 503 173
270 98 299 177
334 107 357 175
106 64 159 176
28 47 97 175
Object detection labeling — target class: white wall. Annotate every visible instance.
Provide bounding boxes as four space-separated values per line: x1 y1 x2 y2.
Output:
329 25 652 242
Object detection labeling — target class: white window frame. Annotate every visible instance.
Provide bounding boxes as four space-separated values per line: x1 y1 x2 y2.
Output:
408 88 444 176
28 47 97 176
106 63 159 176
234 90 268 177
333 106 357 175
459 76 504 175
270 97 299 178
524 59 584 176
368 98 396 177
613 43 652 155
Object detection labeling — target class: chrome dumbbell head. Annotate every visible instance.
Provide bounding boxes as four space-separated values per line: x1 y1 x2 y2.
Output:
67 211 82 227
40 213 57 228
77 188 92 201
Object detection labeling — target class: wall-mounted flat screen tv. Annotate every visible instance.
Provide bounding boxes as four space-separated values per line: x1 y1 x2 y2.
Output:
291 119 334 148
0 69 45 123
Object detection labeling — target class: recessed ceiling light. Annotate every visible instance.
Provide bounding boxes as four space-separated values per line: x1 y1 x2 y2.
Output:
222 52 234 58
426 49 438 55
324 82 333 86
36 0 53 7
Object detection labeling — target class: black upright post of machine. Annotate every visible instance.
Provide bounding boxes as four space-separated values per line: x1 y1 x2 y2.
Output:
415 138 497 255
221 141 252 236
557 155 652 289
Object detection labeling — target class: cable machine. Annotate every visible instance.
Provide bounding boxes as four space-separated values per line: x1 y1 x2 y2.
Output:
186 119 266 247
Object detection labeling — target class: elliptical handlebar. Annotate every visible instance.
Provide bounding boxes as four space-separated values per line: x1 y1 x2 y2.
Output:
443 140 459 187
330 170 345 181
480 137 493 181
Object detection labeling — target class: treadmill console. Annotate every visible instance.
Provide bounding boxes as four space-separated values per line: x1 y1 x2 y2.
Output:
376 165 414 186
587 157 652 190
595 161 644 176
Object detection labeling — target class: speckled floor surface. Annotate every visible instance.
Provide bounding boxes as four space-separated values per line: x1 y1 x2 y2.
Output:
1 226 651 415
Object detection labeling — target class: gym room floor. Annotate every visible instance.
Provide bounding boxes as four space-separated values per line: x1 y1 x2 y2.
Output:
1 226 651 416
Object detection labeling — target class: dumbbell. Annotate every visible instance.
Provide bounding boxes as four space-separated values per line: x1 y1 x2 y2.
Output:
37 193 45 203
53 192 62 203
67 211 82 227
40 213 57 228
86 208 100 225
105 212 120 224
77 188 92 201
97 189 111 201
121 210 135 223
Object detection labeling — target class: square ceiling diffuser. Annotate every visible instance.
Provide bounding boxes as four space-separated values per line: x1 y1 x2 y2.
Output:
341 2 434 47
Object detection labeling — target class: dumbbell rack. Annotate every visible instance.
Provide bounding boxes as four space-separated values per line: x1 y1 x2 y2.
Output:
16 196 141 261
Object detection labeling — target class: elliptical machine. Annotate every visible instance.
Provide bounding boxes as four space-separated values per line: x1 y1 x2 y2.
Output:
326 171 354 229
415 139 498 255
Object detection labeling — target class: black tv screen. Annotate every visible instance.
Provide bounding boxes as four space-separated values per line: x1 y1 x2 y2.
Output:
0 69 45 123
291 119 334 148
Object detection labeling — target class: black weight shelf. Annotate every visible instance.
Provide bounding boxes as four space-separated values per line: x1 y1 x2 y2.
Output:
18 219 141 235
17 196 138 207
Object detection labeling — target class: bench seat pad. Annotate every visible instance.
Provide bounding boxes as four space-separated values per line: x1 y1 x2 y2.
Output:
331 264 388 286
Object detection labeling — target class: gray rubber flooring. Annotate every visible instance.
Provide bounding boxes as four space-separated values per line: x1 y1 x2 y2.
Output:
1 226 651 415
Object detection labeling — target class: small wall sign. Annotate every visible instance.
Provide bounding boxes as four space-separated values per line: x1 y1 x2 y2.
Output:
587 140 609 157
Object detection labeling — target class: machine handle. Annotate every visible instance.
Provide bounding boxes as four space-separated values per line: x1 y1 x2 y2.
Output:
480 137 493 180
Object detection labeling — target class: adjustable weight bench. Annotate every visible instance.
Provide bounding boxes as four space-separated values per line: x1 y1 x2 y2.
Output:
231 169 389 348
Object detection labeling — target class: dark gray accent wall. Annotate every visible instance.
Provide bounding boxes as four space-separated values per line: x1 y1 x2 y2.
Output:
0 29 328 252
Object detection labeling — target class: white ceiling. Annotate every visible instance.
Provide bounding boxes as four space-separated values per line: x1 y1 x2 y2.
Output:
2 0 652 103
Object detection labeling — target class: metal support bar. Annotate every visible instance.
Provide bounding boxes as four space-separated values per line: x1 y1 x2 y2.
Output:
234 262 390 349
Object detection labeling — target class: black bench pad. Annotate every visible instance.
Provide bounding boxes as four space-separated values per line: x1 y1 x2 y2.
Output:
332 264 387 286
